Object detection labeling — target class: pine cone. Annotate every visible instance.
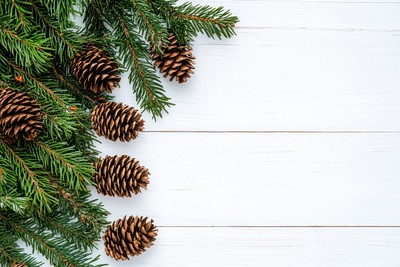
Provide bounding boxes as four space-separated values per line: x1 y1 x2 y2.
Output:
11 263 28 267
90 102 144 142
70 44 120 94
151 32 195 83
94 155 150 197
0 87 43 142
104 216 157 260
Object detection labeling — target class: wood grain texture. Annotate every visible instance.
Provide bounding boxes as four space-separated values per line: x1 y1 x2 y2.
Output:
97 133 400 226
91 0 400 266
112 1 400 131
95 227 400 266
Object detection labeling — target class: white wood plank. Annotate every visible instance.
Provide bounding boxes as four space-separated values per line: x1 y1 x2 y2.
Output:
110 1 400 131
180 0 400 29
116 32 400 131
96 133 400 226
95 227 400 266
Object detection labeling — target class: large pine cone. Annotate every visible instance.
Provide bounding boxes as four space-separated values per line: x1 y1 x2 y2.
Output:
90 102 144 142
151 32 195 83
94 155 150 197
11 263 28 267
104 216 157 260
0 87 43 142
70 45 120 94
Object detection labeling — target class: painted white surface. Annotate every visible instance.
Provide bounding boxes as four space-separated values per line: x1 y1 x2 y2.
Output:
94 0 400 266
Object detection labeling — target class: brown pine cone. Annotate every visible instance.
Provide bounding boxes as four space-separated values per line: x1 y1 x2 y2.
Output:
0 87 43 142
90 102 144 142
151 32 195 83
104 216 158 260
94 155 150 197
70 44 120 94
11 263 28 267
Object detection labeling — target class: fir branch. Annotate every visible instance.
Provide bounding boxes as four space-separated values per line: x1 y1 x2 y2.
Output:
0 224 43 267
27 141 94 194
29 0 80 63
0 16 52 73
0 196 30 214
1 0 32 29
82 0 110 37
0 141 58 212
0 213 105 267
114 12 173 119
147 0 192 43
176 2 239 39
34 210 102 250
128 0 169 52
49 177 109 232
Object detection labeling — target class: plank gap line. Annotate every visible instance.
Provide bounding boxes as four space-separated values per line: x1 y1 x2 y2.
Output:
157 225 400 228
143 130 400 134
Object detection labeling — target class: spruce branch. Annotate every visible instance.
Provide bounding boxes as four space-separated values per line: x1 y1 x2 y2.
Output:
34 210 102 250
82 0 109 37
128 0 169 53
49 176 109 232
115 13 173 119
0 224 43 267
176 2 239 39
0 17 52 73
0 196 30 214
0 213 105 267
0 140 58 213
27 141 94 193
1 0 32 30
29 0 80 63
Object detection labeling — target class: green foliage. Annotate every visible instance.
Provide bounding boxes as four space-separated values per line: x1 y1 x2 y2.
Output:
83 0 238 119
0 0 237 265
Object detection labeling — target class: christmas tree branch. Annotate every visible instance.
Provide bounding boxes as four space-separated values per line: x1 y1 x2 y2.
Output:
49 176 109 232
0 213 104 267
27 141 94 193
29 0 80 63
0 17 52 73
35 211 101 250
0 141 58 212
115 13 173 119
0 224 43 267
52 66 97 107
128 0 169 52
0 196 30 215
176 2 239 39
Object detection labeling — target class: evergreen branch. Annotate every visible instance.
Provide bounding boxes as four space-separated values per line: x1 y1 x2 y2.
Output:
0 214 104 267
128 0 169 52
27 141 94 194
0 140 58 212
35 210 101 250
5 0 32 29
0 224 43 267
9 62 85 141
0 196 30 214
37 0 77 29
49 177 109 232
9 62 65 107
115 13 174 119
29 0 80 63
0 16 52 73
176 2 239 39
82 0 110 37
147 0 192 43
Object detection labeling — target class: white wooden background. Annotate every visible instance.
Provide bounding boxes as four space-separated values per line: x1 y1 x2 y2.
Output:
93 0 400 266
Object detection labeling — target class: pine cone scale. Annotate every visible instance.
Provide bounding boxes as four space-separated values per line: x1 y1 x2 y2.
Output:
151 32 195 83
0 88 43 143
94 155 150 197
71 45 121 94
